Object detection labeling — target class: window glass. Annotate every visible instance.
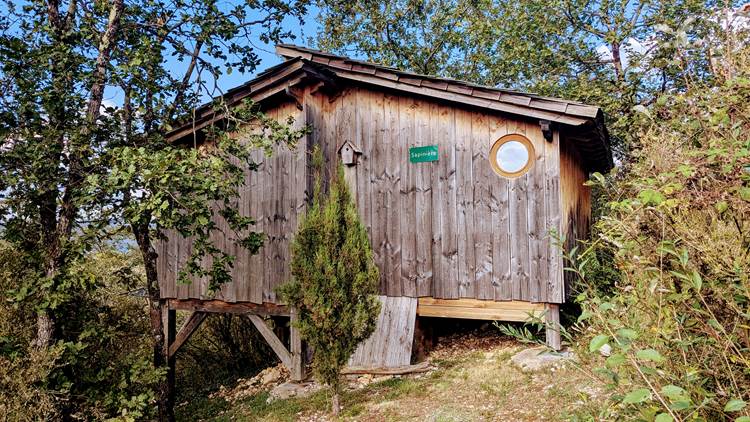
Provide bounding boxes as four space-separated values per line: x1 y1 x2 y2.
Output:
495 140 529 173
490 134 534 178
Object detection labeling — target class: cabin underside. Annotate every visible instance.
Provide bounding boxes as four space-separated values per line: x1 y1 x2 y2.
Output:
161 294 562 379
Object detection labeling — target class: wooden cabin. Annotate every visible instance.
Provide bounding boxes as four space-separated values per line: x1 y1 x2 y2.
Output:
158 45 612 378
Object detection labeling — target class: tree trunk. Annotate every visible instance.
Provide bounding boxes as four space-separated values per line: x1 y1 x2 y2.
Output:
611 42 624 83
33 312 55 349
132 220 174 422
33 238 60 349
332 390 340 416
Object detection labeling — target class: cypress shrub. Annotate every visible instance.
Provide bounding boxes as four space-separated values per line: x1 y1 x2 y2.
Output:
278 151 380 415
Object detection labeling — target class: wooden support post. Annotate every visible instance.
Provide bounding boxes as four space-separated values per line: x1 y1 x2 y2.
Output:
545 303 561 350
411 316 433 364
247 314 293 370
289 308 305 381
160 301 176 422
168 311 207 358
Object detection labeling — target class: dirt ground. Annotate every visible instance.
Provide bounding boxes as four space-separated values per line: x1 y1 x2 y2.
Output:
180 332 607 421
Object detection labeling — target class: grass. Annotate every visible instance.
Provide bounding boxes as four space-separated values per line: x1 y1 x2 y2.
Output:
177 341 607 421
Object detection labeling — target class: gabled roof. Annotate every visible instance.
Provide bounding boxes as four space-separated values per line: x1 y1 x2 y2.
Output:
167 44 613 172
275 44 602 124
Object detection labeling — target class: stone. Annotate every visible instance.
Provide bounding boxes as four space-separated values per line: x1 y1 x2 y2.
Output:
599 344 612 357
268 381 322 402
510 346 574 372
259 366 283 385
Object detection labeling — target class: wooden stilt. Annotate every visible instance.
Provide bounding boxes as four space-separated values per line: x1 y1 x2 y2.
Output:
160 301 176 422
289 308 304 381
545 303 561 350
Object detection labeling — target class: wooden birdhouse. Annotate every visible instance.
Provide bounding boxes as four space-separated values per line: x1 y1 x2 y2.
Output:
338 140 362 166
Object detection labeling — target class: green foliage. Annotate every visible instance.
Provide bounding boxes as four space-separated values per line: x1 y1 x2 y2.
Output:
570 44 750 420
0 241 163 420
0 0 308 417
278 154 381 397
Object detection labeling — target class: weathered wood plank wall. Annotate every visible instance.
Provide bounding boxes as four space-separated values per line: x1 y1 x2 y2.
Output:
158 84 579 305
310 87 565 303
158 99 306 303
348 296 418 368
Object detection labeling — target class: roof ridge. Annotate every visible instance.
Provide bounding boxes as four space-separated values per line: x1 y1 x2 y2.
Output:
275 44 590 106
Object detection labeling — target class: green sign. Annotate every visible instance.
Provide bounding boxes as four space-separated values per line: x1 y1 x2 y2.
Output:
409 145 439 163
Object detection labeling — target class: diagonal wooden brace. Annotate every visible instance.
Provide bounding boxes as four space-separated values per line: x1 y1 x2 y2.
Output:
247 314 293 371
168 311 208 358
247 314 305 381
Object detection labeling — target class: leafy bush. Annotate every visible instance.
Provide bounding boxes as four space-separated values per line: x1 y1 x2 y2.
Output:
572 58 750 421
0 241 162 420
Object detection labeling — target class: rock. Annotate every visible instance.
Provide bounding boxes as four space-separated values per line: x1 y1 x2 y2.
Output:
260 366 283 385
211 364 290 403
599 344 612 357
510 346 574 372
268 381 322 402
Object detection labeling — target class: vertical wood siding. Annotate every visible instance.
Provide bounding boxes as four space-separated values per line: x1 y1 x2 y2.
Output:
157 86 574 304
158 100 306 304
560 135 591 299
311 87 566 303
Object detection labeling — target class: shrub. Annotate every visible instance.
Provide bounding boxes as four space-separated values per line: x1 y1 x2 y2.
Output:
279 157 381 415
0 241 162 420
572 62 750 420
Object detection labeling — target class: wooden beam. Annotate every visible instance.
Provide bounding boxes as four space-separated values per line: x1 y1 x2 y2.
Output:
168 299 289 316
342 361 432 375
168 312 208 358
247 314 292 370
289 308 305 381
416 297 544 322
545 303 562 350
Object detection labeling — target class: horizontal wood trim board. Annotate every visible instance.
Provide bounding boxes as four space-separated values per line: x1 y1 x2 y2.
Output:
417 297 544 322
168 299 289 316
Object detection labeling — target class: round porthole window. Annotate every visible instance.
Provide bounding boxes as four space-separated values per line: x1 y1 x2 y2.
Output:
490 134 535 178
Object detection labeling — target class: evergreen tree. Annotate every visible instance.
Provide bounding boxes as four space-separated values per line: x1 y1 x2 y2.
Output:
279 152 380 415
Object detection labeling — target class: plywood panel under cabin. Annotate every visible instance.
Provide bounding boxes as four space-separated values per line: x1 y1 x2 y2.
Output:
348 296 418 368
